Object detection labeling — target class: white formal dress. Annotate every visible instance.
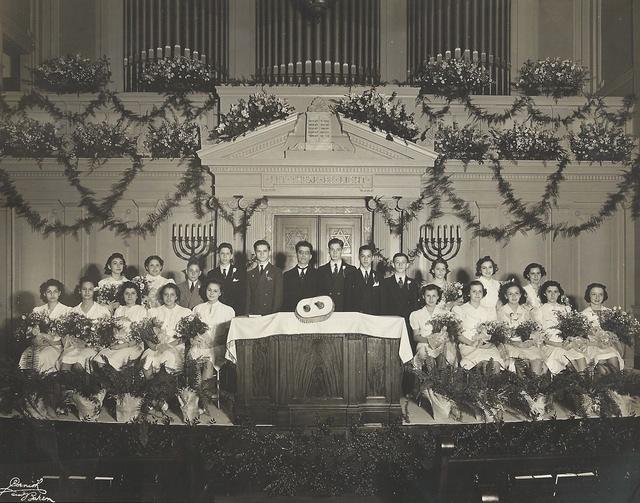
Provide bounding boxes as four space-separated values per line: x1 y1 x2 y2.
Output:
140 304 191 372
452 302 505 369
59 302 111 369
144 275 175 308
524 284 542 309
94 304 146 369
581 306 624 369
19 303 72 374
409 305 455 362
498 304 545 364
536 303 586 374
190 301 236 365
478 277 501 311
98 276 128 288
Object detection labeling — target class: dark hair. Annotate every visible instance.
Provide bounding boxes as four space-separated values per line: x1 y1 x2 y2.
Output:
39 279 65 302
358 244 374 256
117 281 142 306
584 283 608 304
464 280 487 302
253 239 270 252
158 283 180 304
429 258 450 279
328 238 344 248
539 280 565 304
475 256 499 277
144 255 164 270
392 252 409 262
77 277 98 300
420 284 443 303
218 242 233 254
523 262 547 281
498 282 527 305
186 257 202 270
200 278 224 300
104 253 127 275
295 240 313 253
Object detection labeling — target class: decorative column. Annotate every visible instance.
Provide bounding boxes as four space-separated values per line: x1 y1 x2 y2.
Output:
510 0 539 72
379 0 407 83
573 0 602 92
228 0 256 80
30 0 61 65
95 0 124 91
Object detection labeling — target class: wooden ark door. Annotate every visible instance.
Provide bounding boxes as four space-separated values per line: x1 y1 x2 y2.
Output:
274 215 361 271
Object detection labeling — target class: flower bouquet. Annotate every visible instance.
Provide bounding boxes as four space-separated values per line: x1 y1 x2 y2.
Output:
434 123 491 162
141 56 215 93
491 123 563 161
15 312 53 344
476 320 511 346
515 58 588 98
588 329 620 349
0 118 60 159
129 317 163 347
176 314 209 346
513 320 543 342
88 318 123 349
441 282 464 303
415 58 491 100
96 283 120 305
101 363 146 422
554 310 592 341
71 121 137 159
53 312 94 352
144 121 200 158
131 276 151 300
597 307 640 346
32 54 111 94
429 312 463 342
61 368 107 421
569 122 635 162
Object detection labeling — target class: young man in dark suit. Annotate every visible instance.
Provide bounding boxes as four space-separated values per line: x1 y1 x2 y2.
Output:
316 237 357 312
177 257 205 309
345 244 382 315
381 252 419 321
245 239 283 315
282 240 319 311
206 242 245 315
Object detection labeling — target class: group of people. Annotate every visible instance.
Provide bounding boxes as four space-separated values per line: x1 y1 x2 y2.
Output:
18 238 625 383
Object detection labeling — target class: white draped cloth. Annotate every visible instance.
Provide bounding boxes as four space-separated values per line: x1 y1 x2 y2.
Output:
190 301 236 365
452 302 505 369
140 304 191 372
94 304 147 369
19 303 72 374
60 303 111 368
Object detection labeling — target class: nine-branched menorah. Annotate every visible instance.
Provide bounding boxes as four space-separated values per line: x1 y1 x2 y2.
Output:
171 224 216 261
417 224 462 262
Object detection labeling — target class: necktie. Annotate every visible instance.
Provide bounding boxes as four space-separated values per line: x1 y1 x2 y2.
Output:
364 271 369 283
398 277 404 287
260 265 265 275
190 282 195 293
222 268 228 279
333 263 338 276
299 267 306 279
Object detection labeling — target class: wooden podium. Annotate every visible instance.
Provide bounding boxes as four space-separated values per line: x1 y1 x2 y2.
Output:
226 313 411 426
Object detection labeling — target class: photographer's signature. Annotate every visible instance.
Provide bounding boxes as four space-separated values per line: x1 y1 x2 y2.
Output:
0 478 54 502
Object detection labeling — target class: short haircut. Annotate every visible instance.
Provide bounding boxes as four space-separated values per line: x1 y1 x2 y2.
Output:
218 242 233 254
358 244 374 256
200 278 223 301
104 252 127 275
186 257 202 269
144 255 164 270
392 252 409 262
328 237 344 248
39 279 65 302
539 280 565 304
465 280 487 301
523 262 547 281
498 282 527 305
584 283 608 304
253 239 270 252
429 258 450 278
158 283 180 304
77 277 99 301
117 281 142 306
295 240 313 253
420 284 443 303
475 256 499 276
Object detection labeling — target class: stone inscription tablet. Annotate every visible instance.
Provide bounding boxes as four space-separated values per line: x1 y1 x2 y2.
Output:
305 112 332 146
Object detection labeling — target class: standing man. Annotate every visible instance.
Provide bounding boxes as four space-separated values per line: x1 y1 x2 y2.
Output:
382 252 419 336
346 244 382 315
206 242 245 315
282 240 319 311
317 238 357 312
177 257 205 309
246 239 283 315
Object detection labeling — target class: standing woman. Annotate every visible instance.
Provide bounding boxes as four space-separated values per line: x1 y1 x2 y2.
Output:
99 253 129 288
535 280 587 374
60 278 110 371
581 283 624 372
19 279 72 374
497 283 546 375
523 263 546 310
143 255 175 309
140 283 191 377
425 258 462 310
475 256 501 312
94 281 146 370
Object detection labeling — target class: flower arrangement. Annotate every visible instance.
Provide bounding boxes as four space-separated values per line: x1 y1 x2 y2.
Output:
129 317 163 346
141 56 215 93
101 362 147 398
131 276 151 300
588 330 619 349
71 121 137 159
144 121 200 158
491 123 563 160
515 58 588 99
553 310 592 341
476 321 511 346
434 123 491 162
428 312 463 341
95 283 120 305
440 282 464 303
414 58 491 100
569 122 635 162
513 320 543 342
175 314 209 345
597 307 640 346
15 312 53 344
210 91 294 142
89 318 122 349
31 54 111 94
52 312 93 341
333 89 420 142
0 118 60 158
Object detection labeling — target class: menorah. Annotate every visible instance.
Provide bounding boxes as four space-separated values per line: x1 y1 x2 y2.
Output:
417 224 462 262
171 223 216 261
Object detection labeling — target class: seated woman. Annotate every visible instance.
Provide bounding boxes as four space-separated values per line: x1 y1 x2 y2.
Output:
535 280 587 374
143 255 175 308
19 279 72 374
475 256 501 313
409 284 455 370
140 283 191 377
191 280 235 392
60 278 110 371
497 282 546 375
522 262 546 310
425 258 462 310
94 281 146 370
452 281 505 373
581 283 624 373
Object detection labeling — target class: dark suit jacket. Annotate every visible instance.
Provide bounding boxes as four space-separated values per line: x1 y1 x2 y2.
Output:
345 268 383 315
245 262 283 315
316 261 357 312
282 266 319 312
177 279 204 309
206 265 245 315
381 275 419 319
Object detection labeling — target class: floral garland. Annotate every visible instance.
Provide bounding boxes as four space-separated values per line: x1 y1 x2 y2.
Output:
141 56 216 94
31 54 111 94
515 58 589 99
570 122 636 162
434 123 490 162
144 120 201 159
490 123 564 161
71 121 137 159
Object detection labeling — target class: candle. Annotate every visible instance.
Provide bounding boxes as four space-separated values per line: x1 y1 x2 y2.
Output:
456 226 460 240
197 225 201 240
172 224 176 240
437 226 441 241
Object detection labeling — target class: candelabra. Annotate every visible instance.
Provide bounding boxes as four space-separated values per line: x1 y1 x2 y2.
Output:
171 223 216 261
417 224 462 262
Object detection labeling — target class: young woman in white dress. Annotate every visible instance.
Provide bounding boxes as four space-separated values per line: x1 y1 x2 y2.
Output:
191 279 236 386
60 278 110 371
94 281 146 370
452 281 505 373
522 263 546 311
535 280 587 374
143 255 175 309
19 279 72 374
409 284 455 369
98 253 129 312
425 258 462 310
497 283 546 375
475 256 501 313
581 283 623 372
141 283 191 377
